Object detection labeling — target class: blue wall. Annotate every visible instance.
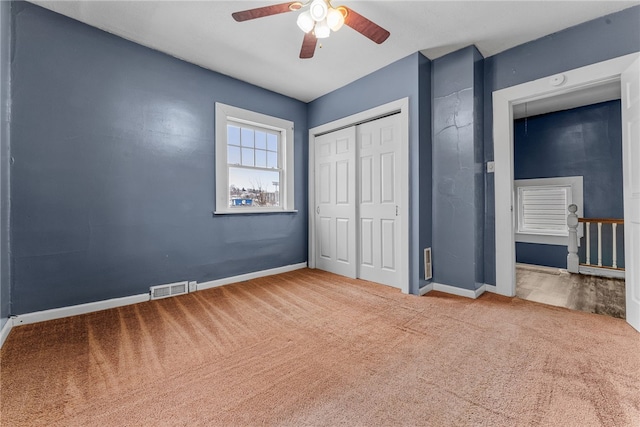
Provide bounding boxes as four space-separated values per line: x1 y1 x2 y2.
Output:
0 0 10 329
483 5 640 284
431 46 484 290
418 54 432 286
308 52 432 294
516 244 569 269
4 2 640 316
514 100 624 268
10 2 308 314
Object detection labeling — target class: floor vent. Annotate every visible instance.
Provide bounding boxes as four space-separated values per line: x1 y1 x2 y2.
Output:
424 248 433 280
150 281 189 300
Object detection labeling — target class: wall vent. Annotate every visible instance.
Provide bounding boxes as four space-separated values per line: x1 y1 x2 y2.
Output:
424 248 433 280
150 281 189 300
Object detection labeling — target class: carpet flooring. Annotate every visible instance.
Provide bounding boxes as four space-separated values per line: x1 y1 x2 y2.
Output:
1 269 639 426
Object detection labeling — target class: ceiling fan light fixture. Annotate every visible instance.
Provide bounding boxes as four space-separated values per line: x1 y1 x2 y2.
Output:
309 0 328 22
326 7 344 32
296 10 315 33
230 1 390 59
314 19 331 38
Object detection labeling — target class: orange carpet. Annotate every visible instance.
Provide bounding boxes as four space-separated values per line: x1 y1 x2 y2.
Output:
1 269 639 426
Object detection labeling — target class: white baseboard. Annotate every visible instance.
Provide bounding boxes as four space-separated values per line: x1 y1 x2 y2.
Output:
7 262 308 334
0 262 309 350
1 317 13 348
12 293 151 327
482 284 497 293
419 283 433 296
196 262 308 291
578 266 625 279
517 262 565 275
422 282 487 299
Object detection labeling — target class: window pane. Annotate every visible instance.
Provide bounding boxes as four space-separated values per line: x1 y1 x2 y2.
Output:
241 148 254 167
228 125 240 146
255 149 267 168
241 128 254 147
267 151 278 168
255 131 267 149
228 145 241 165
267 133 278 152
229 167 280 207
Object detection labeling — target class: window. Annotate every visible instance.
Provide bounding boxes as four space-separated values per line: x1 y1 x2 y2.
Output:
517 185 571 235
514 176 583 245
215 103 295 214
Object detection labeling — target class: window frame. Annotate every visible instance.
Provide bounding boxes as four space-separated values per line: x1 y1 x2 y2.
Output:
215 102 295 214
517 184 572 236
514 176 583 246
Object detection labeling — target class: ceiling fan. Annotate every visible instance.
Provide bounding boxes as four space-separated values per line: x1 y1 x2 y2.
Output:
232 0 390 59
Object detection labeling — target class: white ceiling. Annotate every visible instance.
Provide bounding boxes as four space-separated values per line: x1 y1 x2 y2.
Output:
31 0 639 102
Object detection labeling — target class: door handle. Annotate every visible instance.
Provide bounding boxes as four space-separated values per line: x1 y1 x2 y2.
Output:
316 206 320 214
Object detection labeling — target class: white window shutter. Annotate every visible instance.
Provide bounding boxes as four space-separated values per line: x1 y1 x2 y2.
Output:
518 185 571 236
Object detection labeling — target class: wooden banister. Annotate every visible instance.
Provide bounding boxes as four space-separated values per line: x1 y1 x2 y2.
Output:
568 208 625 277
577 218 624 224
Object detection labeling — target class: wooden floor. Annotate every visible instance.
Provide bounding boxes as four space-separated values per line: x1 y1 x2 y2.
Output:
516 264 626 319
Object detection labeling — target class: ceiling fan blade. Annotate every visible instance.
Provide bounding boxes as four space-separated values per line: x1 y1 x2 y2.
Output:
232 2 301 22
300 32 317 59
343 7 390 44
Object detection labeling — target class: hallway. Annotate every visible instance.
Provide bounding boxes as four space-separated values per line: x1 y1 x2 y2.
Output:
516 264 625 319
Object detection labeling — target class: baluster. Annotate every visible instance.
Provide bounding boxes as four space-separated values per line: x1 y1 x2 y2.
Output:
566 204 579 273
612 223 617 269
597 222 602 267
586 222 591 265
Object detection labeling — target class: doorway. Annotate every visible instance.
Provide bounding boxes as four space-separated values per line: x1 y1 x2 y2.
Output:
308 99 409 293
512 100 626 319
493 52 640 331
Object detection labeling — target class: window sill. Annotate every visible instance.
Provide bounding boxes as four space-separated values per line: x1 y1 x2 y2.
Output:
213 209 298 215
515 233 568 246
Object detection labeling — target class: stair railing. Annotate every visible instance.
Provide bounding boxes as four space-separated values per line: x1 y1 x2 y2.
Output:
567 204 624 278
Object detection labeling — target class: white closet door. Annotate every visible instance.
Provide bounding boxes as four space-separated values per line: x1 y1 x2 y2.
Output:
622 57 640 332
314 127 357 278
358 114 403 288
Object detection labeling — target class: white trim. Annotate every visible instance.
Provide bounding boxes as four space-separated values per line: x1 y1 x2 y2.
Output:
196 262 307 291
422 282 486 299
514 176 583 245
516 183 572 237
1 317 13 348
308 98 410 294
578 266 625 279
515 234 569 246
419 283 433 296
483 284 497 294
307 128 316 269
310 99 407 136
493 52 640 298
3 262 307 334
214 102 295 214
214 209 298 215
11 293 150 327
516 262 565 275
